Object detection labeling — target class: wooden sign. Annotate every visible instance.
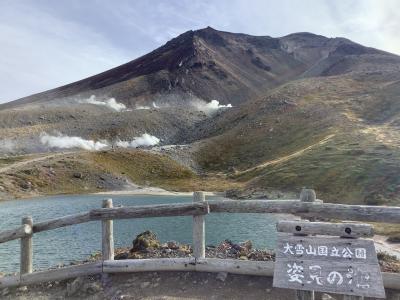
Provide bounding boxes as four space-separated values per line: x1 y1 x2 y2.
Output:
273 233 386 298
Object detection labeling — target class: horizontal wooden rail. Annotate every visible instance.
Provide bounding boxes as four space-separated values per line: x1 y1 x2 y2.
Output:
33 212 92 233
0 262 102 288
382 272 400 290
195 258 274 276
276 221 374 238
90 202 210 220
21 262 102 286
103 258 196 273
0 203 210 244
0 224 31 244
303 203 400 224
1 259 399 290
208 200 400 223
208 199 303 213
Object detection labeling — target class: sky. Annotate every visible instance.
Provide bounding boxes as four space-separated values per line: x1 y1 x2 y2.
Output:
0 0 399 103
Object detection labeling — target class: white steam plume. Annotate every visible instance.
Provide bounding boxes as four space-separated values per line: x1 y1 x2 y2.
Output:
192 99 232 115
82 95 127 112
136 106 151 110
40 133 109 151
116 133 160 148
135 102 160 110
0 139 16 153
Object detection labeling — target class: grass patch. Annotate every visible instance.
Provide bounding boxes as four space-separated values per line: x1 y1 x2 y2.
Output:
88 150 194 182
0 156 26 167
86 149 241 192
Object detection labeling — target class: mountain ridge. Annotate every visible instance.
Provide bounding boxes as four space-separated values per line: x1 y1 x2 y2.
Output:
2 26 394 109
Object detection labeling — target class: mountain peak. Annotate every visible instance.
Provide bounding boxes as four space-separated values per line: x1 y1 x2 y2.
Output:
2 27 398 110
196 26 218 32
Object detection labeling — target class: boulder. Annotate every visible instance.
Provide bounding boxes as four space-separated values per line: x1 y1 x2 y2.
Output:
131 231 160 252
73 172 83 179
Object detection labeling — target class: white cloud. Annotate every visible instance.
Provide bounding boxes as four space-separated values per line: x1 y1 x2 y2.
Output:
202 0 400 54
329 0 400 54
0 2 129 103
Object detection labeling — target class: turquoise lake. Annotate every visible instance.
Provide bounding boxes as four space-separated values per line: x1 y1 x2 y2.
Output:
0 194 278 273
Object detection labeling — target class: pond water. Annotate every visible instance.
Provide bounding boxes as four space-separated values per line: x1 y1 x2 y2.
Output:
0 194 278 273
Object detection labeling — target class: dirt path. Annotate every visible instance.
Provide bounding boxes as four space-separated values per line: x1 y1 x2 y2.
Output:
361 125 400 148
236 134 335 175
0 152 74 174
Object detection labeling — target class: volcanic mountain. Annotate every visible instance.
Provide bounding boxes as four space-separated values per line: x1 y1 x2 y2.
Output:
2 26 395 109
1 27 400 205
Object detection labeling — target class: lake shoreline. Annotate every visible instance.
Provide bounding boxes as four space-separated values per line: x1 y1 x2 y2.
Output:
0 187 223 202
93 187 222 197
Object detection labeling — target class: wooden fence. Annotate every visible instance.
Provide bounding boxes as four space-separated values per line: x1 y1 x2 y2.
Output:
0 189 400 295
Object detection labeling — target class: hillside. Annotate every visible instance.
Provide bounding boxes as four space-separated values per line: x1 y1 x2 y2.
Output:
0 149 239 200
194 74 400 204
1 27 400 204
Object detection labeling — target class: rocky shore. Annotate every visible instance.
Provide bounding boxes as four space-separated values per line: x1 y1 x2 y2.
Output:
1 230 400 299
91 230 399 273
88 230 275 262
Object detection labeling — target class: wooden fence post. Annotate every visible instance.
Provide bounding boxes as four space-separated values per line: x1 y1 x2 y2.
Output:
20 216 33 275
295 189 316 300
193 192 205 259
102 199 114 261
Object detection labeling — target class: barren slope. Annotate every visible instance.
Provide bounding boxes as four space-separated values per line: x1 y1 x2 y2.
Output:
1 27 400 204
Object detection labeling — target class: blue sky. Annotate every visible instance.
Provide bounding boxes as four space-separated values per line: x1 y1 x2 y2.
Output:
0 0 399 103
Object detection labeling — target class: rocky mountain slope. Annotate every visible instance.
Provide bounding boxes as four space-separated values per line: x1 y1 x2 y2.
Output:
1 27 400 204
2 26 392 109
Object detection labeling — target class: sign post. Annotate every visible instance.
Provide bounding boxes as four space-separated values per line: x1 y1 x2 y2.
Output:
273 221 385 299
